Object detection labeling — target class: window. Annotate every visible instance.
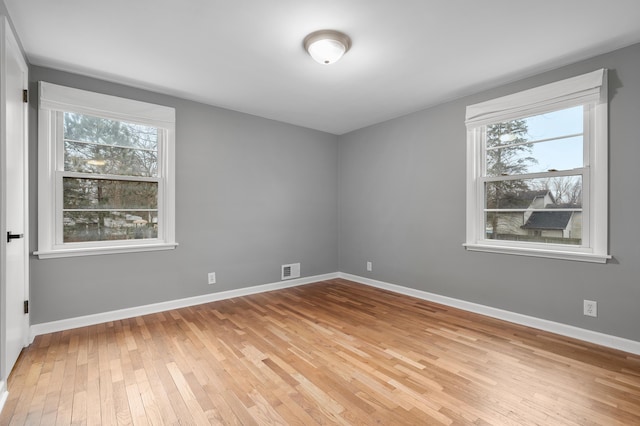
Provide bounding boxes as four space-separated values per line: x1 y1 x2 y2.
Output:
36 82 177 258
464 69 609 263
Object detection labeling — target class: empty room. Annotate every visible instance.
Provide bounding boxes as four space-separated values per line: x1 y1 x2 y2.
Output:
1 1 640 424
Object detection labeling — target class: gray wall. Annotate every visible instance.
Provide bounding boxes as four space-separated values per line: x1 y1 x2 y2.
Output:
339 43 640 342
29 67 339 324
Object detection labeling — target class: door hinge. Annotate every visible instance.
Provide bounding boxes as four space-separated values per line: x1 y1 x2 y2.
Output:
24 300 29 314
23 89 28 103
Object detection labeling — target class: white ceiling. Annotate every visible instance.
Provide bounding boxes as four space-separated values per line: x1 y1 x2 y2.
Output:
6 0 640 135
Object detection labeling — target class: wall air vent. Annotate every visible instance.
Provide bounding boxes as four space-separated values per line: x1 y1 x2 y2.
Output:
281 263 300 280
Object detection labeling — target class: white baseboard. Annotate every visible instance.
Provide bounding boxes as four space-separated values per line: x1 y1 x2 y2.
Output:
29 270 640 356
339 272 640 356
30 272 339 340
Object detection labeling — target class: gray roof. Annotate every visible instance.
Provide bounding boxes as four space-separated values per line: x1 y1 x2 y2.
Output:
521 211 573 230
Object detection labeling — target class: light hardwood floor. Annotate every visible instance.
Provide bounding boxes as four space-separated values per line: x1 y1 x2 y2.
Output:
2 279 640 425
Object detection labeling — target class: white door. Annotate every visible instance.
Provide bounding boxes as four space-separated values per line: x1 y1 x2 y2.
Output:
1 16 29 381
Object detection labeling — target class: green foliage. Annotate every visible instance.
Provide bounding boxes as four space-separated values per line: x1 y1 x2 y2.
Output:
64 112 158 177
485 119 537 210
485 119 537 238
486 119 534 176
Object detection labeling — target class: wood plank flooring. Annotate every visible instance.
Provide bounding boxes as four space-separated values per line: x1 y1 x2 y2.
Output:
2 278 640 425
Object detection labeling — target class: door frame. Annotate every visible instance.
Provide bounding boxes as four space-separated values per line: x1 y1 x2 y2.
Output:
0 14 29 411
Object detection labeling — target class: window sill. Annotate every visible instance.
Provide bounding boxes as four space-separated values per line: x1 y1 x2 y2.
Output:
463 243 610 263
34 242 178 259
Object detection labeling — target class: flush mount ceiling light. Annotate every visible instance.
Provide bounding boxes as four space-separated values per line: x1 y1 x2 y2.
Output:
303 30 351 65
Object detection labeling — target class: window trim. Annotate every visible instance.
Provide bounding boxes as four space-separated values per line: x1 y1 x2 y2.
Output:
35 82 177 259
463 69 610 263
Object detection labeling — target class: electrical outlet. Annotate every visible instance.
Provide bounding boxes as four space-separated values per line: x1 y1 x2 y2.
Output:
208 272 216 285
366 261 372 272
583 300 597 317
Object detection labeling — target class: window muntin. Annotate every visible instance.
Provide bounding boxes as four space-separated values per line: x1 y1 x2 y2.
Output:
36 82 176 258
464 69 608 263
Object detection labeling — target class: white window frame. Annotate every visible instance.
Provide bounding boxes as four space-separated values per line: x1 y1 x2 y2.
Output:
35 82 177 259
463 69 610 263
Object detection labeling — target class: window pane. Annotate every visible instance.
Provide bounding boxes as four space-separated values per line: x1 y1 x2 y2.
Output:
486 106 583 176
63 178 157 210
485 176 582 209
64 112 158 177
63 210 158 242
525 106 583 141
65 140 158 177
485 211 581 245
485 176 582 245
487 136 583 176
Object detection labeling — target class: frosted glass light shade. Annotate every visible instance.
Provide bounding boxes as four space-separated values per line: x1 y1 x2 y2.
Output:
307 39 346 64
304 30 351 65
